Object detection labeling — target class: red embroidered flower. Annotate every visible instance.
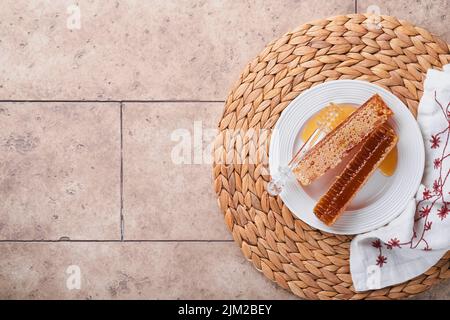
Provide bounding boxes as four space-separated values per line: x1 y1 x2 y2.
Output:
430 134 441 149
422 188 432 200
371 239 382 249
376 255 387 267
387 238 401 249
434 158 442 169
424 221 433 231
437 205 448 220
433 180 442 194
419 205 431 218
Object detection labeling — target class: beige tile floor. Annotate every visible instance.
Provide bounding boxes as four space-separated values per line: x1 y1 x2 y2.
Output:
0 0 448 299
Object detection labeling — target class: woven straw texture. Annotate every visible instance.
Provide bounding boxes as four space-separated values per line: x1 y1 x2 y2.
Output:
213 14 450 300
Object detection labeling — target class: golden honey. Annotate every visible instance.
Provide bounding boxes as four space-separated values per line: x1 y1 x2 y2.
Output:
314 126 398 225
301 103 397 177
378 146 397 177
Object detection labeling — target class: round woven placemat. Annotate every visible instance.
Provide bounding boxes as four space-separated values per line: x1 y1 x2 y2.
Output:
213 14 450 299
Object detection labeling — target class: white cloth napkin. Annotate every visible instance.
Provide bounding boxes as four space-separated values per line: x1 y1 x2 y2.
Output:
350 65 450 292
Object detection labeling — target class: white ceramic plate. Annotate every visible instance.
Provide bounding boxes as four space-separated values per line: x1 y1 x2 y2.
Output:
269 80 425 235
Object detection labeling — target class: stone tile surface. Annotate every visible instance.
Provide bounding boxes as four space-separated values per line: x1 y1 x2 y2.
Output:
0 102 121 240
410 280 450 300
122 102 230 240
0 0 355 100
0 242 448 299
358 0 450 43
0 242 296 299
0 0 448 301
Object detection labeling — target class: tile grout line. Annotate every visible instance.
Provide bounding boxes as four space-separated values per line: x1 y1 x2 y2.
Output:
120 102 124 241
355 0 358 13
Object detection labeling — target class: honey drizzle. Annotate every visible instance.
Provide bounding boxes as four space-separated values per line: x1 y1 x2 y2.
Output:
301 103 397 177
